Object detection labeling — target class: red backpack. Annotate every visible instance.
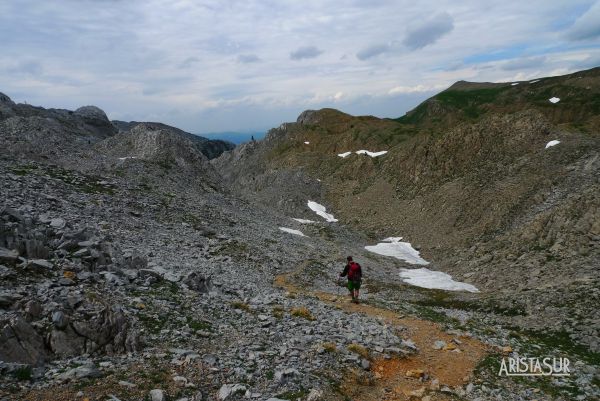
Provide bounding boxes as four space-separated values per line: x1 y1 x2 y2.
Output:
348 262 362 281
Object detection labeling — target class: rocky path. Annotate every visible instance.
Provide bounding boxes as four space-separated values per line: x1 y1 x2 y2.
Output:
275 262 489 401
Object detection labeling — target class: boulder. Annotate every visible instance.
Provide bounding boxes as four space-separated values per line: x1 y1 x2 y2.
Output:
49 218 66 229
274 368 299 384
149 389 167 401
0 318 48 365
59 363 102 381
24 300 43 319
52 311 69 329
182 272 212 293
0 293 22 308
218 384 246 400
49 326 86 357
0 248 19 265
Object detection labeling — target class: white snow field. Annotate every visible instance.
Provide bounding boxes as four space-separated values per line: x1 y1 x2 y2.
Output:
511 82 519 86
365 237 429 265
279 227 306 237
292 218 315 224
545 140 561 149
307 201 338 222
356 150 388 157
529 79 540 83
549 97 560 103
399 268 479 292
337 151 352 158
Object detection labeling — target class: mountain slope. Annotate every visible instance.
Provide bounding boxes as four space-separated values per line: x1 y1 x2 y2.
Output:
397 66 600 133
214 67 600 352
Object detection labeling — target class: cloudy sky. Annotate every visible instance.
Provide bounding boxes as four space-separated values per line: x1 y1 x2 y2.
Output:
1 0 599 133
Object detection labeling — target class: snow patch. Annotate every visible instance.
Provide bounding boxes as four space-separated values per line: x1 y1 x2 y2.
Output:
529 79 540 84
399 268 479 292
279 227 306 237
511 82 519 86
292 218 315 224
365 237 428 265
549 97 560 103
337 152 352 158
545 140 560 149
118 156 137 161
307 201 338 222
356 150 388 157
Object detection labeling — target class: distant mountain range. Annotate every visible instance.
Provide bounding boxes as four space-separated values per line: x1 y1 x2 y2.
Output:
199 131 266 144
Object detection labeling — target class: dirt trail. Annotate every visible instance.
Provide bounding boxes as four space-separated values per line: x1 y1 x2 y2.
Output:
275 267 489 401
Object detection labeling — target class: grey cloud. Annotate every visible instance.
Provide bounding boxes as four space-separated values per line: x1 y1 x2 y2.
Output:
179 57 200 69
403 12 454 50
501 56 546 71
142 76 193 96
237 54 261 63
356 43 391 60
290 46 323 60
6 60 43 76
566 2 600 41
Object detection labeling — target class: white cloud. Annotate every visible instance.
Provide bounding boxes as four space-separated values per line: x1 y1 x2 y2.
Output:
388 84 446 94
566 1 600 41
0 0 597 132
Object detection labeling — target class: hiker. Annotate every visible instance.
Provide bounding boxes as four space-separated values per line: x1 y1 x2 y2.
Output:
340 256 362 303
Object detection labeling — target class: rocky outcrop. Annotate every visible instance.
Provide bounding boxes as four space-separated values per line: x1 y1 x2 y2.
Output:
0 317 48 365
96 123 222 190
112 120 235 160
0 96 117 161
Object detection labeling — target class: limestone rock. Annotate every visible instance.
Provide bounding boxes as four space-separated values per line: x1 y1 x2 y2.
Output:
0 317 47 365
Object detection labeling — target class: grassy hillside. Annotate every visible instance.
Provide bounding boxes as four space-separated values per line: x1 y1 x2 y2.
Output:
397 67 600 133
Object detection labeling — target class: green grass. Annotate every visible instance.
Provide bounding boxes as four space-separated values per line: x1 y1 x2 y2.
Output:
12 366 33 381
397 102 430 125
413 305 458 324
186 317 212 332
275 389 309 400
45 167 115 195
475 353 502 376
9 164 38 176
156 159 174 170
522 329 600 365
137 313 168 334
149 281 180 300
398 86 509 124
413 289 526 317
